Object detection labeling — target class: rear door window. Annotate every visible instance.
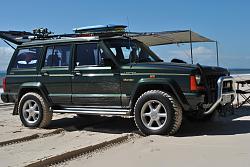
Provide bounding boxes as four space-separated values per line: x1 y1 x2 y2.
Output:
12 47 41 69
43 45 71 68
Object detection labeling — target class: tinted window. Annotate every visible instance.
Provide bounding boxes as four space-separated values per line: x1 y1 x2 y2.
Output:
44 45 71 67
12 47 41 69
75 43 105 66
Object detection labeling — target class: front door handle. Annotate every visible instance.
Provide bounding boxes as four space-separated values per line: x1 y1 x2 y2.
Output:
74 71 81 76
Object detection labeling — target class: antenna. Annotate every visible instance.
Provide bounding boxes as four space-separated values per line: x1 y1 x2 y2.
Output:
126 16 131 33
126 17 133 67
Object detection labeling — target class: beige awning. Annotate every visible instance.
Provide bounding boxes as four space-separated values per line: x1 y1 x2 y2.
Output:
129 30 214 46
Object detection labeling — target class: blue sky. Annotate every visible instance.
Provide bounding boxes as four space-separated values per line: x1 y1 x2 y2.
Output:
0 0 249 70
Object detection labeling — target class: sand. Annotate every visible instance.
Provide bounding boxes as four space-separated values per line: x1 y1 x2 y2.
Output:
0 105 249 167
65 106 250 167
0 106 134 167
0 130 126 167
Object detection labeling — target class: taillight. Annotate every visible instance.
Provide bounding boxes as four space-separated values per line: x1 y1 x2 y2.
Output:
190 75 205 91
3 77 6 92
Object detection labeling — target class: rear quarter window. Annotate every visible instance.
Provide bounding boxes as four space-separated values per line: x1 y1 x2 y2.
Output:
12 47 42 69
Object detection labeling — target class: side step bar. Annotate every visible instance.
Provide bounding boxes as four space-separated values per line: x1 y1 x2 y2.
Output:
53 107 131 116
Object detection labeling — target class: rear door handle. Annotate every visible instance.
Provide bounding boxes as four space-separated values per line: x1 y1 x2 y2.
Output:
41 72 49 76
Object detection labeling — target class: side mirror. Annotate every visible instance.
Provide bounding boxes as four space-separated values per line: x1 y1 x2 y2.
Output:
103 58 116 68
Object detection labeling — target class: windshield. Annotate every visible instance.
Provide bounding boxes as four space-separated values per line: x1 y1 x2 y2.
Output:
104 39 162 64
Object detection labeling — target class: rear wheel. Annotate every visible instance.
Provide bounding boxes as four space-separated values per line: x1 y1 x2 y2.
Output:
18 92 52 128
134 90 182 135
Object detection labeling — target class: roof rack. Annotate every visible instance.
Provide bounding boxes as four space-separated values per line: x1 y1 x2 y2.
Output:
0 26 219 66
0 25 128 45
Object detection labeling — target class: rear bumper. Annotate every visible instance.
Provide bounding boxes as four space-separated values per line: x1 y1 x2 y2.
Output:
1 93 9 103
1 93 16 103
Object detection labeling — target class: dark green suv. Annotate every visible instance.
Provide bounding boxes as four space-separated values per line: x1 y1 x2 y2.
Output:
0 27 235 135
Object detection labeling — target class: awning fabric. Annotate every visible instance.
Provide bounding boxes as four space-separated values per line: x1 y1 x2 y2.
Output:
129 30 214 46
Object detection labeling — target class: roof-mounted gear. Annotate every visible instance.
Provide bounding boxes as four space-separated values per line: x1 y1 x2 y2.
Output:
0 25 214 46
32 28 53 39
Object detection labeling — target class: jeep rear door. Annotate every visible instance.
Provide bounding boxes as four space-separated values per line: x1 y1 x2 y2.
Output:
71 42 121 106
6 46 42 95
37 44 72 105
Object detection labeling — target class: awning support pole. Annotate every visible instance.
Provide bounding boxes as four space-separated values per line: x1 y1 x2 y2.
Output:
189 30 193 64
216 41 219 66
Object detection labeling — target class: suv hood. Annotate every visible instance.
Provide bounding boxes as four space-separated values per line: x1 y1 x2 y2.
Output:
200 65 229 76
130 62 229 76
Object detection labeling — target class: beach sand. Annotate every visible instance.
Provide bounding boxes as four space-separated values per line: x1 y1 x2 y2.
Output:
67 109 250 167
1 104 250 167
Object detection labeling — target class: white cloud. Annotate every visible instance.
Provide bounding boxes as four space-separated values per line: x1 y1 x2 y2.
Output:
152 45 217 65
169 46 213 58
0 47 14 71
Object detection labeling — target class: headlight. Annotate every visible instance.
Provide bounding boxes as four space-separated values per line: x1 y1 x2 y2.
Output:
195 74 202 85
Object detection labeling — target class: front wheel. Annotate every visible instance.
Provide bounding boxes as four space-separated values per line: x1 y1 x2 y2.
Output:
18 92 52 128
134 90 182 135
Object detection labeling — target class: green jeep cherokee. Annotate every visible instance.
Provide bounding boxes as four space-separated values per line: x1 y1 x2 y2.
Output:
0 26 235 135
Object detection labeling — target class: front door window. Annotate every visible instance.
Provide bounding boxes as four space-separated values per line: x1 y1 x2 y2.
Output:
75 43 105 67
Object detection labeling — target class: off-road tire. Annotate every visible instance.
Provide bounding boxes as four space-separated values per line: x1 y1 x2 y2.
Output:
134 90 182 135
18 92 52 128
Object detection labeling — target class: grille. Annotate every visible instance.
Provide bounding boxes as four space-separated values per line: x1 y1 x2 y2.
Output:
206 75 220 91
205 75 226 103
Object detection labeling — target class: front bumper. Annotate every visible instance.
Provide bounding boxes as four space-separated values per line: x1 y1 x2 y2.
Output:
204 76 235 115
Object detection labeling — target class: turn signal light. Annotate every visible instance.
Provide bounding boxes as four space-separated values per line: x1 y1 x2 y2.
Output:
190 75 205 91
